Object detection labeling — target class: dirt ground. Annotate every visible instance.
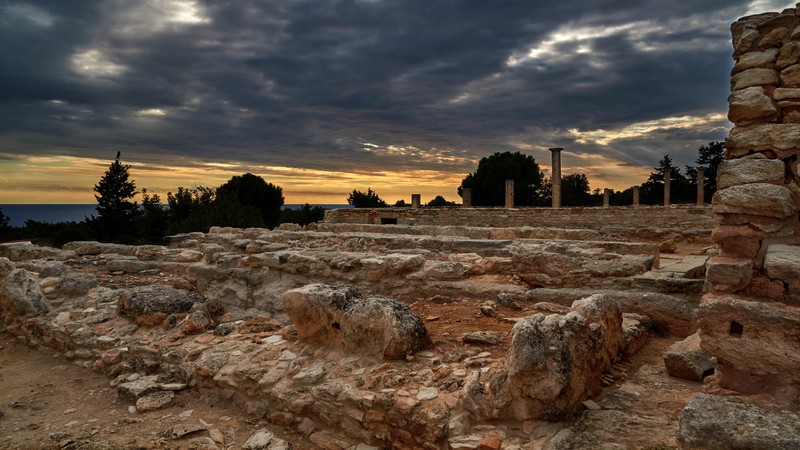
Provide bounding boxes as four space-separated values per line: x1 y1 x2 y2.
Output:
0 332 308 450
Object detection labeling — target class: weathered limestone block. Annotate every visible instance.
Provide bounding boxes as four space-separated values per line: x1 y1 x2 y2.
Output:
773 87 800 100
621 313 651 356
663 333 713 381
781 63 800 87
727 123 800 154
14 260 67 278
506 295 622 420
757 26 788 48
764 244 800 282
716 159 785 189
106 259 151 273
713 183 795 218
732 48 778 73
677 394 800 450
732 68 779 90
698 295 800 394
282 284 432 359
117 377 160 403
0 268 50 320
63 241 136 256
734 27 760 54
118 285 203 325
506 313 602 420
571 294 623 367
57 273 98 297
777 40 800 68
728 87 777 124
706 257 753 291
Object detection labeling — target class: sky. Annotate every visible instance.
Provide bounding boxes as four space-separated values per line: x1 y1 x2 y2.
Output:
0 0 796 205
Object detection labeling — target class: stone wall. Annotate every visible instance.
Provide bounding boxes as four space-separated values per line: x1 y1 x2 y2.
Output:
324 205 713 240
698 6 800 403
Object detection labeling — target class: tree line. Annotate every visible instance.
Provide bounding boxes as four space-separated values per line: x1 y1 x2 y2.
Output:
348 141 725 208
0 154 325 246
0 141 724 246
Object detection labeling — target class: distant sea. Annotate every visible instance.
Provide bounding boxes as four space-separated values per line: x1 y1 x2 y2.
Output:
0 204 352 228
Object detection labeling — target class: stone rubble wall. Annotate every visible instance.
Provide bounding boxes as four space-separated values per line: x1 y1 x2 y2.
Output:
324 206 713 243
698 6 800 404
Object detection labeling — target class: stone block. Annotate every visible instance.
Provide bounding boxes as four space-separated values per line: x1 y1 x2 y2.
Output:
698 295 800 394
781 63 800 86
732 48 778 73
732 68 779 90
764 244 800 282
713 183 795 218
716 158 785 189
705 257 753 291
677 394 800 449
282 284 432 359
662 333 713 381
728 87 778 125
727 123 800 153
777 40 800 68
773 87 800 100
118 285 203 326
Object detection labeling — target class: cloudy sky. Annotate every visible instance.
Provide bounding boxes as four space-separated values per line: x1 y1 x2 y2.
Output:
0 0 795 204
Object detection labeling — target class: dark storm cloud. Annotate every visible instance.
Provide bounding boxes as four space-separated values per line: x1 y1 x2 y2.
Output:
0 0 791 180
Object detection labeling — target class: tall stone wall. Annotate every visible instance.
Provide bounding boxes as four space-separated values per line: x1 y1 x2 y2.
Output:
711 8 800 298
698 7 800 403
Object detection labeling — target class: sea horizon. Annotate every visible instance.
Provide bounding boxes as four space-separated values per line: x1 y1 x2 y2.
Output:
0 203 352 228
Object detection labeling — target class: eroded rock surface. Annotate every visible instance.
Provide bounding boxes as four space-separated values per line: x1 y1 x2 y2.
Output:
283 284 432 359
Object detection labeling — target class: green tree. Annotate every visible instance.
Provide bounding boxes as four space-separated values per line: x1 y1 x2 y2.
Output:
685 141 725 202
458 151 545 206
393 199 407 207
348 188 388 208
426 195 457 207
0 207 9 229
93 153 139 242
640 155 693 204
166 186 217 234
137 189 169 243
216 173 285 229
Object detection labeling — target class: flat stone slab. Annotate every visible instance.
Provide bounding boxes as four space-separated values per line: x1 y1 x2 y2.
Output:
678 394 800 449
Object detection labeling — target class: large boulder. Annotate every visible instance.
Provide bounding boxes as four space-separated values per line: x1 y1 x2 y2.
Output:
677 394 800 449
505 295 622 420
713 183 795 219
506 312 604 420
282 284 432 359
663 333 713 381
118 285 203 325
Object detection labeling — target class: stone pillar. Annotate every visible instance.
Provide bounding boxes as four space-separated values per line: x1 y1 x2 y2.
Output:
549 147 563 208
632 186 640 207
603 189 610 207
505 180 514 208
663 168 671 207
697 8 800 399
462 188 472 208
411 194 421 209
697 167 705 206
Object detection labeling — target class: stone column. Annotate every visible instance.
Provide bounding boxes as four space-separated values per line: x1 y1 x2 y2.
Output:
549 147 563 208
663 168 671 207
505 180 514 208
603 189 610 207
462 188 472 208
411 194 421 208
633 186 640 207
697 167 705 206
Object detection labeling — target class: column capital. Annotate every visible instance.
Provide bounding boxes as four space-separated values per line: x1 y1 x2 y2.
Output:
548 147 564 153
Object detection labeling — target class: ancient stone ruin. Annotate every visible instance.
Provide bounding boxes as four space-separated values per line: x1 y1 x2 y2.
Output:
2 6 800 450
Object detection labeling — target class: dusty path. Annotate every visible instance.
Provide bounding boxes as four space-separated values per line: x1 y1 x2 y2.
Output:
0 332 307 450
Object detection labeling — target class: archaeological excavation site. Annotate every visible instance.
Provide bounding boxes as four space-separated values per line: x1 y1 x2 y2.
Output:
3 7 800 450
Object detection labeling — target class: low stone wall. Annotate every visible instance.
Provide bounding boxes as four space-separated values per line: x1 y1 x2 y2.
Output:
323 205 714 242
